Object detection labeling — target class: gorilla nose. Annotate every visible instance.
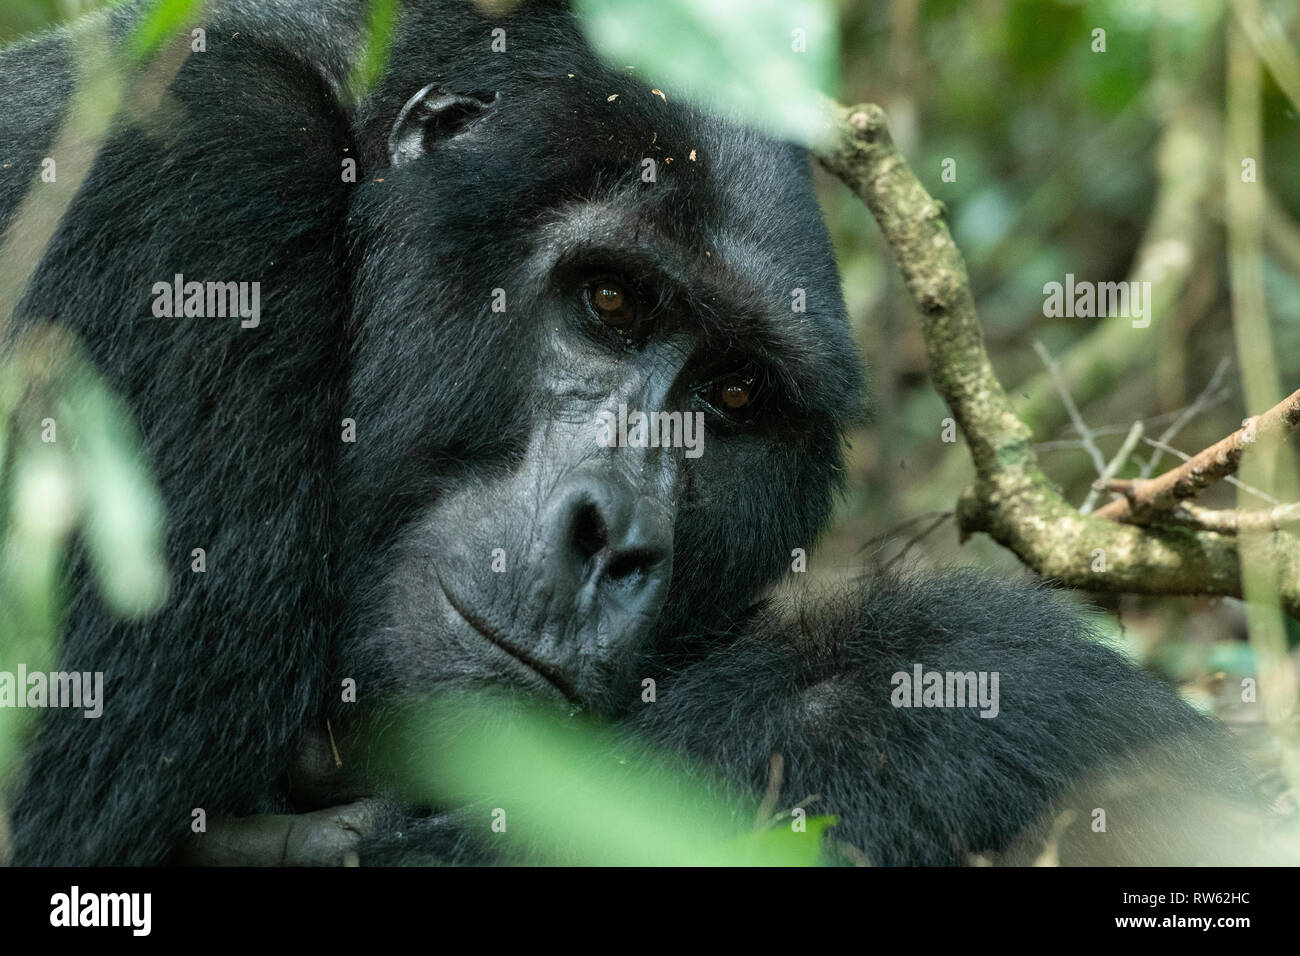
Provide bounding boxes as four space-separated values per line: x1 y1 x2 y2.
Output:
546 474 673 627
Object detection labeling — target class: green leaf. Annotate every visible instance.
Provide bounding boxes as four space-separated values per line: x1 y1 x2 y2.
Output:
59 364 168 618
376 690 833 865
728 814 839 865
129 0 208 62
573 0 839 146
347 0 403 99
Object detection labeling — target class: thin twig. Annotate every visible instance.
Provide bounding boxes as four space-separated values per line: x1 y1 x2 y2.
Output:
1044 389 1231 444
1082 421 1144 514
1141 357 1232 478
1169 501 1300 534
858 511 951 554
1095 387 1300 522
882 513 953 570
1033 340 1106 477
1141 438 1279 504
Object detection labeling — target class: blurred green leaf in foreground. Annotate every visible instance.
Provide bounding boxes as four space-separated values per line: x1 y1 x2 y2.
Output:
374 688 840 865
574 0 840 147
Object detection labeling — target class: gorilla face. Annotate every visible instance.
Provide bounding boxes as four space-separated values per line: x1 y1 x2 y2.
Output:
338 79 864 713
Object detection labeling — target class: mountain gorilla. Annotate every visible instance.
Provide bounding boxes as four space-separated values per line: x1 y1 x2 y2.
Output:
0 0 1277 865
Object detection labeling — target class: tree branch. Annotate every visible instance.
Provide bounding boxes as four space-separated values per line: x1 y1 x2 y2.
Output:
814 101 1300 619
1095 388 1300 523
1169 501 1300 534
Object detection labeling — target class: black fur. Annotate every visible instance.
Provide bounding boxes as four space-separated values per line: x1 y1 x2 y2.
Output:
0 0 1267 865
632 572 1267 865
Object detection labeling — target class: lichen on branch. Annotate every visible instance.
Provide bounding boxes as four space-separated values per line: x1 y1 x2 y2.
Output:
814 100 1300 619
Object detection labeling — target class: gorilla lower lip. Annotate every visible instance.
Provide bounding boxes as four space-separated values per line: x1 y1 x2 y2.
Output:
438 581 580 705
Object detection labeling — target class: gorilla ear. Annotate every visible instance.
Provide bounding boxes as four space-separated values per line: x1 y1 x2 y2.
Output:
388 84 500 167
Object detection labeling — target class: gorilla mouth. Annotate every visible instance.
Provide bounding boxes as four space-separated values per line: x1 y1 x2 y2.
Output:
438 579 581 706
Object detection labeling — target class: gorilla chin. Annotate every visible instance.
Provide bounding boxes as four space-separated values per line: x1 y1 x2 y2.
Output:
0 0 1287 866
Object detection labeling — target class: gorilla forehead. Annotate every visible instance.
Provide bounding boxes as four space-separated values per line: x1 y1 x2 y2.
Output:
373 0 842 301
490 78 842 302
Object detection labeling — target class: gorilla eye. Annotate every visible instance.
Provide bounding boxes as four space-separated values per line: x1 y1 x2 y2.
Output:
706 373 760 422
586 278 639 331
719 377 751 409
592 281 623 312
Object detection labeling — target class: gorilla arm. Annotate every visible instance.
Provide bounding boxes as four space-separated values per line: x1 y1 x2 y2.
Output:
187 571 1288 866
634 571 1285 866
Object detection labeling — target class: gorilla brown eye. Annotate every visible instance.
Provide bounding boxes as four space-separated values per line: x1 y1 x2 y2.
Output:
706 374 759 421
587 278 638 330
720 378 751 409
592 282 623 312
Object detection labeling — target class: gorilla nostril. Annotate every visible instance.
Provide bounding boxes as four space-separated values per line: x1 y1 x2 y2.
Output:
570 501 608 566
554 483 671 596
